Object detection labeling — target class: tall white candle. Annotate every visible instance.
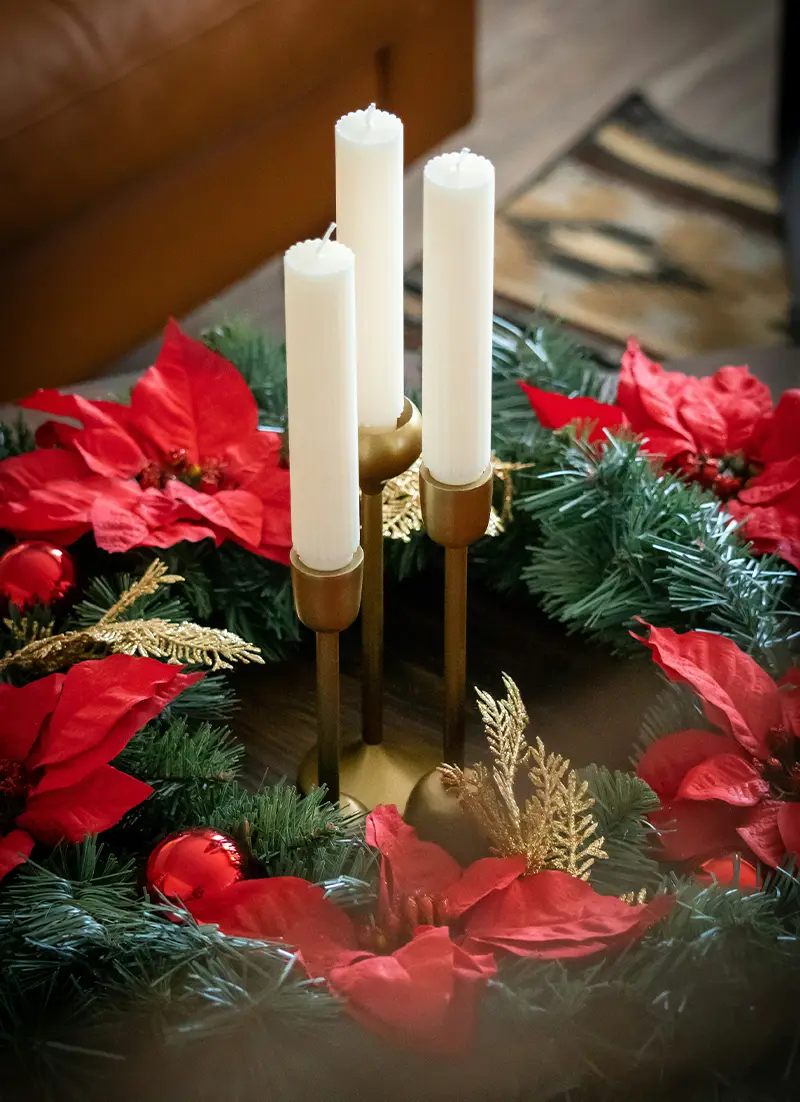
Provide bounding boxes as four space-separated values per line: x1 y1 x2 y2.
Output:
284 229 360 572
335 104 405 432
421 149 495 486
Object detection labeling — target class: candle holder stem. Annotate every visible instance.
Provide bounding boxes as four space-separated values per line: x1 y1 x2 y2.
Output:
315 631 342 802
420 464 493 765
360 488 384 746
444 546 468 767
291 549 364 809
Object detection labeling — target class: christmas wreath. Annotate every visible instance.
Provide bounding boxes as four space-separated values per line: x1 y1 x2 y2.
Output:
2 315 797 663
1 319 799 1100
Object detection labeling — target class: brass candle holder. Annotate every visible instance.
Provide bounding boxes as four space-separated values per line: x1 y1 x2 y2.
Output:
298 398 440 811
291 547 364 810
358 397 422 744
419 464 493 766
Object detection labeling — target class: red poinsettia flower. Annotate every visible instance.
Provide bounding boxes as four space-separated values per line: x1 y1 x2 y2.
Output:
0 654 201 881
0 322 291 563
635 623 800 868
187 806 670 1050
521 340 800 568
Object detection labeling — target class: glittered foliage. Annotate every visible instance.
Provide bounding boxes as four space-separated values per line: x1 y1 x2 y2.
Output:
440 674 607 878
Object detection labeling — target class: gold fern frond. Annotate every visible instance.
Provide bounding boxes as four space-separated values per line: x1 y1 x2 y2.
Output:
382 458 424 543
96 558 184 625
86 620 263 669
443 675 608 880
0 559 262 674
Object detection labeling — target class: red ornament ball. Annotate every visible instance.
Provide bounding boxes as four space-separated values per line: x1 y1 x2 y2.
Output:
146 828 245 903
697 853 760 891
0 540 75 611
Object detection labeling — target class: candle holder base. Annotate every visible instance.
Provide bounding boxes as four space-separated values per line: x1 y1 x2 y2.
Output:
298 732 440 813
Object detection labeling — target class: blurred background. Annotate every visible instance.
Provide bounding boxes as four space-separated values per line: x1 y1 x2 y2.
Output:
0 0 789 399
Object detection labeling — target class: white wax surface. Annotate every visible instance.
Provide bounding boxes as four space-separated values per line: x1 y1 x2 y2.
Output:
336 106 405 431
284 237 360 572
422 150 495 486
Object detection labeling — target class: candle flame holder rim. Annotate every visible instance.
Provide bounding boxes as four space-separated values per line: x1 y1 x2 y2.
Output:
290 547 364 635
358 397 422 494
419 464 494 548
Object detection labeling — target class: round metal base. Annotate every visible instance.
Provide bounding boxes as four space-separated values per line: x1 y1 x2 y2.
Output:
298 735 441 813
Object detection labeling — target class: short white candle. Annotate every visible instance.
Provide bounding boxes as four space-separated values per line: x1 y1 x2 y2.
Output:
421 149 495 486
284 229 360 572
335 104 405 432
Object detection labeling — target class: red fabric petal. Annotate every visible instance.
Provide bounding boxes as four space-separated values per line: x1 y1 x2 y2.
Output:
446 856 529 918
35 421 81 449
731 492 800 570
519 383 628 444
71 426 146 479
129 321 258 466
758 390 800 464
29 656 202 791
89 482 182 553
0 830 35 882
692 366 773 455
678 753 769 806
461 869 670 960
635 624 780 757
366 804 463 907
737 458 800 506
777 803 800 861
166 482 264 548
650 799 747 861
636 729 733 800
0 674 64 762
188 877 356 979
19 390 132 433
0 449 93 496
329 927 495 1054
737 800 786 867
618 341 696 459
225 432 283 489
18 765 152 845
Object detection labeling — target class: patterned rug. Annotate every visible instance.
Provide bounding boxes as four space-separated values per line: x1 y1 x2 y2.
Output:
407 94 788 362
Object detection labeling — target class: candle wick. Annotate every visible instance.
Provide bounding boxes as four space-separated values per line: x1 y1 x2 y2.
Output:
365 102 377 127
317 222 336 253
456 147 471 171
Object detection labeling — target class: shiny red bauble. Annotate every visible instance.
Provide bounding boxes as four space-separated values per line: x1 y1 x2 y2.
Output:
145 828 245 903
697 853 760 891
0 540 75 611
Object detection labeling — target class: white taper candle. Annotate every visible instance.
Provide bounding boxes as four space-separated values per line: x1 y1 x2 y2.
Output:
422 149 495 486
335 104 405 432
284 228 360 572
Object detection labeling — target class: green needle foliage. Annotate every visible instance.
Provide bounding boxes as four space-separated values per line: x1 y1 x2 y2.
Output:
581 764 662 895
0 416 36 461
517 434 795 655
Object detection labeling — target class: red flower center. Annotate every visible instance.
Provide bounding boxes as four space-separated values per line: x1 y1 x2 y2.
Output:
760 727 800 800
138 450 227 494
0 758 37 829
670 451 763 502
356 892 452 954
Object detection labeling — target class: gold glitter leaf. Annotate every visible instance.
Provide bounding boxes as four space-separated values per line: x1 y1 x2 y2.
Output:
0 559 262 673
440 674 607 879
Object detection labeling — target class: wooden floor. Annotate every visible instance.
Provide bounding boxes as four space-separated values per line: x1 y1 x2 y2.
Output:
112 0 779 377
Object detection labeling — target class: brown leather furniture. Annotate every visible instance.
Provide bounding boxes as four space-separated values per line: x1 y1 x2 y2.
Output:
0 0 476 401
